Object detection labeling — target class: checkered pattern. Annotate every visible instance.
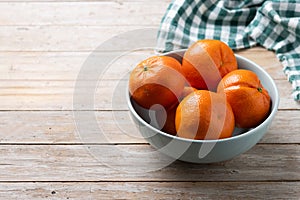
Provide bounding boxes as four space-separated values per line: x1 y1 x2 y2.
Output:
156 0 300 101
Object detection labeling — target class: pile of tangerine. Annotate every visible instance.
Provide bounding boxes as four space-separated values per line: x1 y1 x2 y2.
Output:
129 39 271 140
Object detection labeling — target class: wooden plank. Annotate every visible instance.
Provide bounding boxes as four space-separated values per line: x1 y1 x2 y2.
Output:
0 26 158 52
0 24 289 58
0 51 155 81
0 182 298 199
236 47 286 80
0 79 298 110
0 110 299 144
0 2 169 26
0 48 287 81
0 111 145 144
0 0 171 2
260 110 300 143
0 144 298 181
275 80 300 110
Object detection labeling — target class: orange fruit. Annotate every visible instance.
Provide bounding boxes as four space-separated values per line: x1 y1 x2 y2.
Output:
156 86 197 135
129 56 185 109
175 90 235 140
217 69 271 128
182 39 237 91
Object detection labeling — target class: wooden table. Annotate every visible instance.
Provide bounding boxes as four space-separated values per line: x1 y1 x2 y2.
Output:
0 0 299 199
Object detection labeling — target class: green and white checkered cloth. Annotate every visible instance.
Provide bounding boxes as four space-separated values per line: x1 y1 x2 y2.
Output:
156 0 300 101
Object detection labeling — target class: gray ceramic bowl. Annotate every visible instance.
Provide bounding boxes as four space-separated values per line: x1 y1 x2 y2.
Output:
126 50 279 163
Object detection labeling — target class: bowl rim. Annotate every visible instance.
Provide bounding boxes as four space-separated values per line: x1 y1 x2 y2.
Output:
126 50 280 143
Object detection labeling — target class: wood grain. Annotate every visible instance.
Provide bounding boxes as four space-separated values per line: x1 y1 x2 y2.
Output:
0 51 155 80
0 182 298 199
0 144 298 181
0 79 298 110
0 48 287 80
0 110 299 144
0 26 160 52
0 2 169 26
0 0 171 2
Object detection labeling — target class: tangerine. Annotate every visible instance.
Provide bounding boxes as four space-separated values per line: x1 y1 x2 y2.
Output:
182 39 237 91
175 90 235 140
129 56 185 109
217 69 271 128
